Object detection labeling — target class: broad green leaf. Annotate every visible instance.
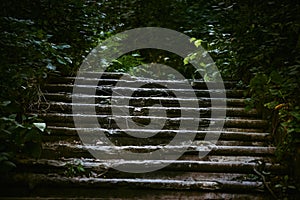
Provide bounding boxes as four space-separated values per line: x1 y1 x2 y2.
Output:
33 123 46 132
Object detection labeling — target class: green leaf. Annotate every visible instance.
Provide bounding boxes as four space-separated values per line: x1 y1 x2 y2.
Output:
57 57 67 65
64 57 72 64
33 123 46 132
190 37 197 43
0 101 11 107
47 63 56 70
112 59 122 65
21 115 27 121
194 39 202 48
56 44 71 50
9 114 17 120
183 57 189 65
203 73 210 82
288 185 296 190
131 53 140 57
0 155 8 162
200 62 206 67
0 160 16 172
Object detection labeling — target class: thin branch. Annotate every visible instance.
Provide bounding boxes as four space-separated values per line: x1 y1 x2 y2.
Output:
253 167 278 200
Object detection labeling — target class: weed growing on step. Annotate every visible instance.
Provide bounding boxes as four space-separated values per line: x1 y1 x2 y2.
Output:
64 160 85 177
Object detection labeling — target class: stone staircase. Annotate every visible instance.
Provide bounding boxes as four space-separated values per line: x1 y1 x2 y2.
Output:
0 72 286 199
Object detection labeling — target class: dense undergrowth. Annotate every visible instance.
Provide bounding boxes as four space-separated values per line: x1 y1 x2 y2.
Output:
0 0 299 198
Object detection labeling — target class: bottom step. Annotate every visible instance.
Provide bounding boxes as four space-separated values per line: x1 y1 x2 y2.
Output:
0 173 274 199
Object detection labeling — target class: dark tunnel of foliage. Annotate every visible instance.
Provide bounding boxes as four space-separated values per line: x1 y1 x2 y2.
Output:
0 0 299 196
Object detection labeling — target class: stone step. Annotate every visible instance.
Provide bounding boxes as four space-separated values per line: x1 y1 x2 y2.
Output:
44 84 244 98
42 133 268 146
37 102 259 118
15 158 286 175
9 158 269 181
41 142 275 159
43 93 248 107
46 75 241 89
1 173 268 196
44 127 270 144
38 113 268 129
46 124 266 132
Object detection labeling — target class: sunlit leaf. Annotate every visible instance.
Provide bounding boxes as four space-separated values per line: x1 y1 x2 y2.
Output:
64 57 72 64
33 123 46 132
194 39 202 48
183 57 189 65
0 101 11 107
57 57 67 65
47 63 56 70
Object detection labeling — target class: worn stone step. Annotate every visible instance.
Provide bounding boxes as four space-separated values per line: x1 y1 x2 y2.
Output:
38 102 259 118
47 124 270 138
47 71 237 81
11 158 268 181
44 84 244 98
15 158 286 174
46 124 265 132
14 158 273 182
43 93 248 107
46 76 241 89
43 124 270 145
39 150 276 165
39 113 268 129
42 132 268 146
41 142 275 159
42 135 269 147
1 173 266 193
